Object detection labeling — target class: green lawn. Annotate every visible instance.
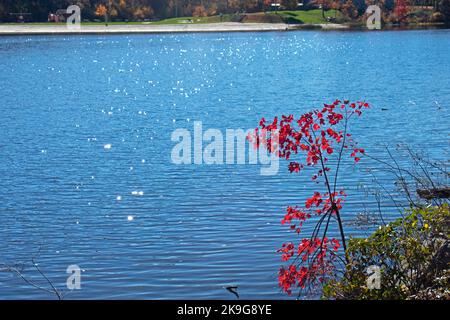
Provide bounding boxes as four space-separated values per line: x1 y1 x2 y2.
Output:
150 15 234 25
153 10 344 25
277 9 343 24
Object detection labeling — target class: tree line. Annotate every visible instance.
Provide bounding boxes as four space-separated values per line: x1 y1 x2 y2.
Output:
0 0 449 22
0 0 267 21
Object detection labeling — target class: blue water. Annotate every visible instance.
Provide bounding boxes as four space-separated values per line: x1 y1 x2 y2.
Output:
0 30 449 299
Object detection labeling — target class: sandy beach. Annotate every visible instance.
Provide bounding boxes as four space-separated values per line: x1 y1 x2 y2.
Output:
0 22 348 35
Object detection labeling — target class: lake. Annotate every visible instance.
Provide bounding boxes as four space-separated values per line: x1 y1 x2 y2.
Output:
0 29 449 299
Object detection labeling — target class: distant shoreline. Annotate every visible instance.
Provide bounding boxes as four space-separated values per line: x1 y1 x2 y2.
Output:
0 22 348 36
0 22 446 36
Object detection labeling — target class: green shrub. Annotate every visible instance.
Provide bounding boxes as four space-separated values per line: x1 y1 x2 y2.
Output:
323 204 449 299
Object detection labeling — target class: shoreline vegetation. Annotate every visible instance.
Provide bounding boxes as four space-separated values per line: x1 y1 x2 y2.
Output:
0 9 448 35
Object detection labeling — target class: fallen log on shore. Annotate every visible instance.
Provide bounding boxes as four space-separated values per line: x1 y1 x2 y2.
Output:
417 188 450 200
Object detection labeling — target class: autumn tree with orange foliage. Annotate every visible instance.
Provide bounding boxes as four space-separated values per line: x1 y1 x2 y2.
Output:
133 6 154 20
193 5 208 17
95 4 107 18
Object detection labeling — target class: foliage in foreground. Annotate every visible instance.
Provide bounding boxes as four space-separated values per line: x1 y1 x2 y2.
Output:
323 204 450 300
251 100 369 296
